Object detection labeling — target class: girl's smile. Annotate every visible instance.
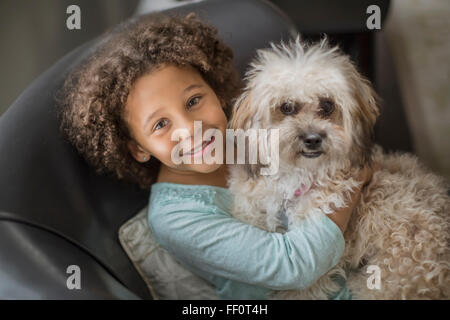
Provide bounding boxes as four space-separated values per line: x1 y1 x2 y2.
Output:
182 135 216 158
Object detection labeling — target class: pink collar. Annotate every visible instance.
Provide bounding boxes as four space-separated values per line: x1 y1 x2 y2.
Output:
294 183 311 197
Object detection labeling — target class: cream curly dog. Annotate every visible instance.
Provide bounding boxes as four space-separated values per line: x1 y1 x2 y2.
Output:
227 37 450 299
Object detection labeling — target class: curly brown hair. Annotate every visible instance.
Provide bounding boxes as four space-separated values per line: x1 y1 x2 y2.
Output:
56 12 241 190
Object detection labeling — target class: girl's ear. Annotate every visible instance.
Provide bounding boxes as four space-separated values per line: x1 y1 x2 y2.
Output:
127 139 150 163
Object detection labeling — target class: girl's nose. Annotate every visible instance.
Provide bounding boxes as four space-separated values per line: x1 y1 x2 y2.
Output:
174 112 199 141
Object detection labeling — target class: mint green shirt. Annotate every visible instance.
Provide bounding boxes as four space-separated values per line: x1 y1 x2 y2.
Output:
148 182 351 299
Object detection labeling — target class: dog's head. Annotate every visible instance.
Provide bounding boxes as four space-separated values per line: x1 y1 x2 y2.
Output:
229 36 380 176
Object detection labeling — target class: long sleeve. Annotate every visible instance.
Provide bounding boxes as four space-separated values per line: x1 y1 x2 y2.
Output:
148 183 345 293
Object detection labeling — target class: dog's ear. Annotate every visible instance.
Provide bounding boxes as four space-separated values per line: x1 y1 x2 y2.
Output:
348 68 380 167
229 91 254 131
229 91 263 178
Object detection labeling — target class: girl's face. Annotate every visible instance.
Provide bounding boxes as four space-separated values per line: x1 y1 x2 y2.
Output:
125 64 228 174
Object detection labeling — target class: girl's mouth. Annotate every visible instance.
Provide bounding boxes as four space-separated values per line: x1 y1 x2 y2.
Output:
183 136 215 157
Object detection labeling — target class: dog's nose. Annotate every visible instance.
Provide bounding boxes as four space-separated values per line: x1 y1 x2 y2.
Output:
303 133 322 150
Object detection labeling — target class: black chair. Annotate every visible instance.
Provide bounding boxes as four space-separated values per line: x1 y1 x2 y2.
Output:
0 0 298 299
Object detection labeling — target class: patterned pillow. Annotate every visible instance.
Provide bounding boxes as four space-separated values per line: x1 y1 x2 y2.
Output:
118 205 219 300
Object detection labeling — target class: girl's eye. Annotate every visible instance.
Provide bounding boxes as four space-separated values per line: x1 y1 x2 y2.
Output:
153 119 169 131
187 96 202 109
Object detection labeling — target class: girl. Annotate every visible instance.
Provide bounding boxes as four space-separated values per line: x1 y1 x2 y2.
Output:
58 12 371 299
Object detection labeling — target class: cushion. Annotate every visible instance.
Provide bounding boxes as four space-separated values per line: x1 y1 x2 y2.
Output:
118 206 219 300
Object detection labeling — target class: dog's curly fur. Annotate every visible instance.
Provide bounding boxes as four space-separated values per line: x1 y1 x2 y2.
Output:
228 37 450 299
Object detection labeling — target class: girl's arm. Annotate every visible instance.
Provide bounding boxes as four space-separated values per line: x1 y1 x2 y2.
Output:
148 183 364 291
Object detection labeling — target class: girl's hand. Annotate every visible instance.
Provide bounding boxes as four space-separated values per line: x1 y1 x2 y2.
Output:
358 164 375 187
326 164 375 234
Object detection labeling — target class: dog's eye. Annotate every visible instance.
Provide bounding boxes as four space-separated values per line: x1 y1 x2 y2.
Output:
279 102 297 115
319 98 335 116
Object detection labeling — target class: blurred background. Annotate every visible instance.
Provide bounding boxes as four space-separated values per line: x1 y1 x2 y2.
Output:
0 0 448 180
